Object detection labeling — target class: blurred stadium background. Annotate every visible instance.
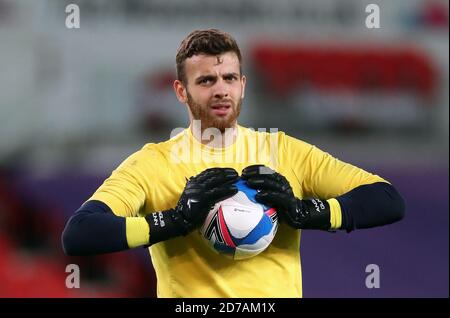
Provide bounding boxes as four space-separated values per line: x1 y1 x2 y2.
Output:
0 0 448 297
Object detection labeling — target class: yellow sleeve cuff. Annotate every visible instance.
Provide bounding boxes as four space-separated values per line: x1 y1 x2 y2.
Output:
125 217 150 248
327 198 342 230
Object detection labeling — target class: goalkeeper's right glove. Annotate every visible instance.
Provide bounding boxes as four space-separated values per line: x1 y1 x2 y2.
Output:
145 167 239 245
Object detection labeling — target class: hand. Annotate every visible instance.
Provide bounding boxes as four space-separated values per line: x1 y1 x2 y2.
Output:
172 167 239 234
241 165 330 230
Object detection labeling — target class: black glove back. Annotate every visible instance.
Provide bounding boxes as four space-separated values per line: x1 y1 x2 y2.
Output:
147 167 239 245
174 167 240 234
241 165 330 230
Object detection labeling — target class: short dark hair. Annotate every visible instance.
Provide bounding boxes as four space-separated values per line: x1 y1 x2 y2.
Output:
176 29 242 84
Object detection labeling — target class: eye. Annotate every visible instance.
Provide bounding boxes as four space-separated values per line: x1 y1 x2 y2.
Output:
198 77 214 85
224 75 237 82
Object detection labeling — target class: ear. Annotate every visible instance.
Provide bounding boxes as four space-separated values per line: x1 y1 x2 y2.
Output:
173 80 187 103
240 75 247 99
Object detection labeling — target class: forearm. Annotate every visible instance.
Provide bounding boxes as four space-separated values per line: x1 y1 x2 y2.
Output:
61 200 192 256
299 182 405 232
61 200 136 255
61 200 159 256
335 182 405 232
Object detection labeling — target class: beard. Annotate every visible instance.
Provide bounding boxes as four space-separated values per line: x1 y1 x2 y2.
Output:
187 92 242 133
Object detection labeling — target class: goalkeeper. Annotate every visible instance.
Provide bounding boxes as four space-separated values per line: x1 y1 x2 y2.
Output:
61 29 405 298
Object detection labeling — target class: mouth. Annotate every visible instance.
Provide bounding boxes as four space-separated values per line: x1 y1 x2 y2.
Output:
210 103 231 116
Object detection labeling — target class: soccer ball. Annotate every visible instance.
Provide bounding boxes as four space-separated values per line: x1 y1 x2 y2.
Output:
199 178 278 260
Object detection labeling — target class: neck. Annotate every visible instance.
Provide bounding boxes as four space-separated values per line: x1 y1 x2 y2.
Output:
190 120 238 148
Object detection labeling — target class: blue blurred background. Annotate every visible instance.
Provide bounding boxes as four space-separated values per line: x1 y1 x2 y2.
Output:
0 0 448 297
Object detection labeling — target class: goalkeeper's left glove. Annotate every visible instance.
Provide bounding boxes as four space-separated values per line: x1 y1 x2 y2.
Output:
241 165 331 230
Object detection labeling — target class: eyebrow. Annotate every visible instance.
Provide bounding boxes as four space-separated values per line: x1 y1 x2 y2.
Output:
194 73 240 84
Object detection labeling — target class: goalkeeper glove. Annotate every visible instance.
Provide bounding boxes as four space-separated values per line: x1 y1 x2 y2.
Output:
241 165 330 230
146 167 239 245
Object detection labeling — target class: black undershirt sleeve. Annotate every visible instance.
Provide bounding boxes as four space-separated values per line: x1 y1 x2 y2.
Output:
61 200 128 256
336 182 405 232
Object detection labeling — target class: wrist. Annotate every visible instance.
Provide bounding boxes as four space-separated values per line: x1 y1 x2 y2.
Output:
297 198 331 230
145 209 186 246
125 217 150 248
327 198 342 230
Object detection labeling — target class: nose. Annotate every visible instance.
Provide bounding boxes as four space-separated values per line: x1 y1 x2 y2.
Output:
213 80 229 99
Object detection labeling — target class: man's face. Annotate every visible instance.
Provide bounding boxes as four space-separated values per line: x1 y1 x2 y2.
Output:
174 52 246 133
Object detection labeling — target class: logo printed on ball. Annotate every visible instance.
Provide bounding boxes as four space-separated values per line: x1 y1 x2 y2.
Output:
234 208 252 213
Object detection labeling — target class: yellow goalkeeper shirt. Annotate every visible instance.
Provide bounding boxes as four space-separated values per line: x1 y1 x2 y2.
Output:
89 124 386 298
